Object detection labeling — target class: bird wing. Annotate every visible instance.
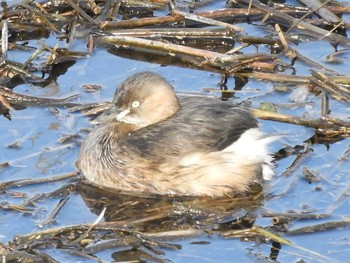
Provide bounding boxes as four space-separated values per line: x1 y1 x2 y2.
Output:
122 96 258 161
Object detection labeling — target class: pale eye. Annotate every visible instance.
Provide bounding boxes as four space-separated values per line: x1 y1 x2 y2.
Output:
131 101 140 108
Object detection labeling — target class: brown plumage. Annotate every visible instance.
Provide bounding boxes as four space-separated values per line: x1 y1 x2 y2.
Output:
77 72 274 197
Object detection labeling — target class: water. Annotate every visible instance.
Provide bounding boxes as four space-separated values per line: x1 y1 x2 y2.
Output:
1 0 350 262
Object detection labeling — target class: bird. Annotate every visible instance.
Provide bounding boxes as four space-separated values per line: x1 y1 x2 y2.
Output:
77 71 274 197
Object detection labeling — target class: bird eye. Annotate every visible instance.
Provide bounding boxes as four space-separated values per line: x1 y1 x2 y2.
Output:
131 101 140 108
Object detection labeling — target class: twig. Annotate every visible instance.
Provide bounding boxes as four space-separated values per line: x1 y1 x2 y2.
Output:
251 108 350 135
0 171 78 191
101 6 350 29
282 147 313 177
261 212 331 220
20 183 77 208
0 202 36 214
238 0 350 47
310 70 350 102
238 72 350 84
108 27 233 38
38 196 71 227
1 19 8 60
298 0 341 24
321 92 330 116
4 62 45 81
287 219 350 235
0 85 81 107
20 3 62 34
95 35 277 72
221 225 337 261
171 9 243 32
64 0 100 26
2 251 49 263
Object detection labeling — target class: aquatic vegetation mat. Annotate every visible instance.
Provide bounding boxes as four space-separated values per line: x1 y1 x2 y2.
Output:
0 0 349 262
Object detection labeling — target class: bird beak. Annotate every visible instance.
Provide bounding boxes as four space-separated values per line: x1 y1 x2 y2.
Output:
116 108 131 121
91 105 127 125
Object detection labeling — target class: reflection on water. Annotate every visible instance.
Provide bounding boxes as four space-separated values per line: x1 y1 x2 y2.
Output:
77 180 263 232
72 181 265 262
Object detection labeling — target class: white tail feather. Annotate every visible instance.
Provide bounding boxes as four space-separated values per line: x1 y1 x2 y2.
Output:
223 128 276 180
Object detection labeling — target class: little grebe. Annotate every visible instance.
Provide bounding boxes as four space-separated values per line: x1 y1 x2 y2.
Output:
77 72 274 197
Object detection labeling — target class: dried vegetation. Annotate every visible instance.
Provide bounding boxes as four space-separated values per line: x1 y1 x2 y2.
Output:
0 0 350 262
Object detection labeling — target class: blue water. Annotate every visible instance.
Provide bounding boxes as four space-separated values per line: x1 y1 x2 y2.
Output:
1 1 350 262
